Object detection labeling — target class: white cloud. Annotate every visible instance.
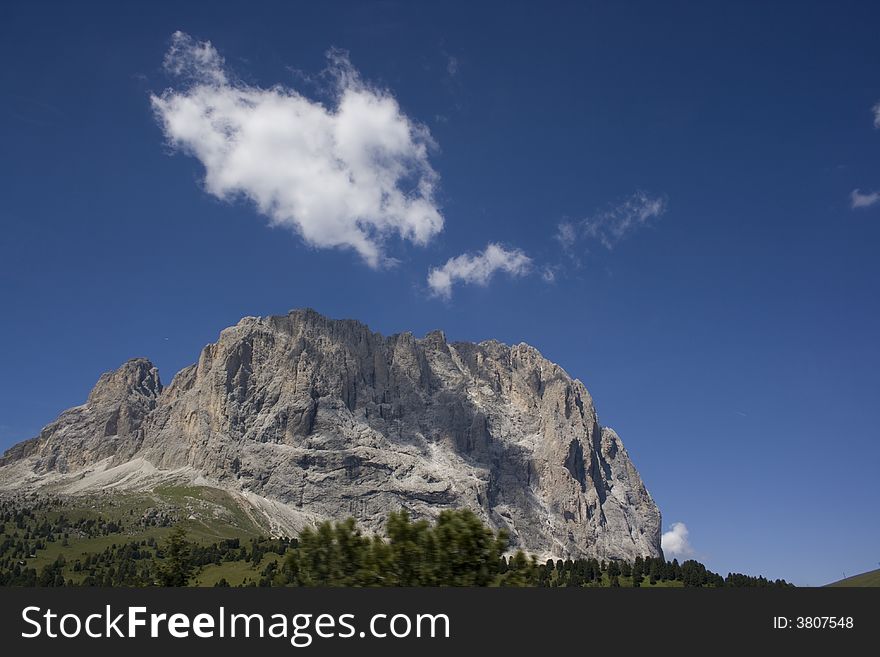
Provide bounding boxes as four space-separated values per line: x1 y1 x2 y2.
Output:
873 101 880 129
554 221 577 250
850 188 880 209
161 32 227 85
427 243 532 299
151 31 444 268
661 522 695 560
540 265 558 283
581 190 667 249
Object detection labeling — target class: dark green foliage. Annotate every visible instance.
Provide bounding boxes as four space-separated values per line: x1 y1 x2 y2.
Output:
0 498 794 588
285 517 380 586
496 551 538 586
724 572 791 587
283 509 516 586
156 526 193 587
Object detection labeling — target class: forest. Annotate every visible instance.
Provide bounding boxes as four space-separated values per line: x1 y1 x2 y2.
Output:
0 496 791 588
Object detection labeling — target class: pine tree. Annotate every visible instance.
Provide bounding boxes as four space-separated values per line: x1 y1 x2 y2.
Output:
157 526 194 587
497 551 537 587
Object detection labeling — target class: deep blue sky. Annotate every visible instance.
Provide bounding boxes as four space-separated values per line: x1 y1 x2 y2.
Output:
2 1 879 585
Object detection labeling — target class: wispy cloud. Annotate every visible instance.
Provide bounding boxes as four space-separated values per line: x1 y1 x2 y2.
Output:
6 94 68 128
161 32 228 85
850 188 880 209
554 221 578 250
550 191 667 268
540 265 558 283
581 190 667 249
427 243 532 299
151 31 444 268
446 54 459 78
661 522 695 560
848 102 880 209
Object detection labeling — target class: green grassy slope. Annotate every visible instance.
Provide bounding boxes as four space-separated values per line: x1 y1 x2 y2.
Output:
1 485 266 585
826 568 880 587
194 552 284 587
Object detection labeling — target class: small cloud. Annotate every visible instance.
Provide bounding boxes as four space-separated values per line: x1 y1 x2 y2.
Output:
873 101 880 129
151 32 444 268
446 55 459 78
547 192 666 275
540 265 558 283
554 221 577 250
850 188 880 209
581 190 667 250
661 522 695 560
427 243 532 299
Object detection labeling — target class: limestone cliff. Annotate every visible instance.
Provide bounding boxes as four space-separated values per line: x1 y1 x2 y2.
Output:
0 309 662 560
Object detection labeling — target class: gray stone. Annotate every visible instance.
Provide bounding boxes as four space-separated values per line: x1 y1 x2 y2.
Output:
0 309 662 561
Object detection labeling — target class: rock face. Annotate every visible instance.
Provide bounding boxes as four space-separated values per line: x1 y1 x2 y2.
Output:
0 309 662 561
0 359 162 472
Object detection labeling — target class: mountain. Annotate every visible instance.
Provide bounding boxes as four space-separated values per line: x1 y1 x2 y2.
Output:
0 309 662 561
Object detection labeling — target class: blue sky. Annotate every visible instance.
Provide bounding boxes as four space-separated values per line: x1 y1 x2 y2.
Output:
1 0 879 585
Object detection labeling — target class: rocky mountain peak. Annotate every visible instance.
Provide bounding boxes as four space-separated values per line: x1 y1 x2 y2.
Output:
87 357 163 405
0 309 662 561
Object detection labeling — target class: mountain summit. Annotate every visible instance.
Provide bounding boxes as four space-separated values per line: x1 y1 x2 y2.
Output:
0 309 662 560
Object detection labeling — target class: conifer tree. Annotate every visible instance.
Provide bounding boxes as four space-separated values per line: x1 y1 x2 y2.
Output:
157 526 194 587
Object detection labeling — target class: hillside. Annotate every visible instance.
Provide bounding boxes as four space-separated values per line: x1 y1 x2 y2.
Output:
0 493 791 588
826 569 880 587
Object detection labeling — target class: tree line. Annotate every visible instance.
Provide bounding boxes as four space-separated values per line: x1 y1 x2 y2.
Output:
0 499 792 587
